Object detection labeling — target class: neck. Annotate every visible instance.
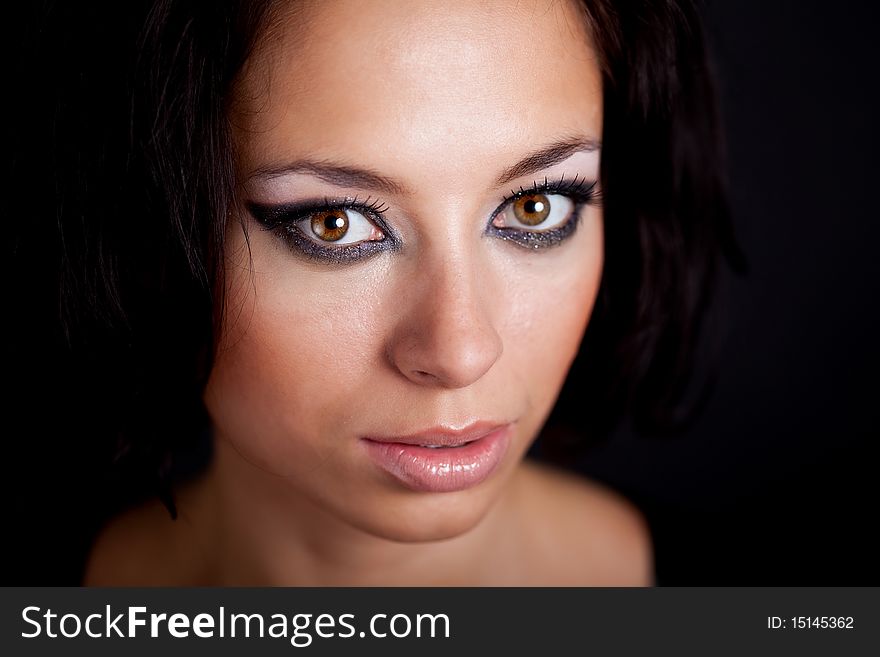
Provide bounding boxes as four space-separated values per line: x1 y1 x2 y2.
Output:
177 435 522 585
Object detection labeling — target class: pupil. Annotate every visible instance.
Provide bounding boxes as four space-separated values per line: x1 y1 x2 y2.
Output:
512 193 550 227
311 211 349 241
324 215 344 230
524 199 544 214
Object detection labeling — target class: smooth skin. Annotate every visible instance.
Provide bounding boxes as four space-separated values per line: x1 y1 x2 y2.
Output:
85 0 653 586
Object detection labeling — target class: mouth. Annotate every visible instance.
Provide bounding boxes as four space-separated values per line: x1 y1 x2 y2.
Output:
361 422 513 493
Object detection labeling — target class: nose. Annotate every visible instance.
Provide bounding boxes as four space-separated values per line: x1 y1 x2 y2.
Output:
386 252 503 389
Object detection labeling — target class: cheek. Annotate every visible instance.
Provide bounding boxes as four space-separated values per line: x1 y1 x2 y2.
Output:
498 213 603 414
204 236 392 475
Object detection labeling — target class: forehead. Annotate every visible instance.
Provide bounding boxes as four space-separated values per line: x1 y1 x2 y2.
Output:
233 0 602 185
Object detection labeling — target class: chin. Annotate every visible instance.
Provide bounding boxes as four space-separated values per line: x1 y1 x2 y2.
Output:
343 489 499 544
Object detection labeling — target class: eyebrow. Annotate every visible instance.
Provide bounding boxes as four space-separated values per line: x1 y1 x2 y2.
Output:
248 159 407 196
247 135 601 195
494 136 601 186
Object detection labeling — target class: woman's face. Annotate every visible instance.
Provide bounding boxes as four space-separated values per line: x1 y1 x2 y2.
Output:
205 0 604 541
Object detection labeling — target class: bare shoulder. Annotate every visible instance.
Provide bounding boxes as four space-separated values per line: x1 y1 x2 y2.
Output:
513 459 655 586
82 498 205 586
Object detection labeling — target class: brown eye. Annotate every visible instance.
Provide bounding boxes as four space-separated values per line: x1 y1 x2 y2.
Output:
493 192 575 233
512 194 551 226
299 207 386 247
310 210 349 242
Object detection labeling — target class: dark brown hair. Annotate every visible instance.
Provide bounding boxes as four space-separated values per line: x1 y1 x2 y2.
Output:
7 0 739 583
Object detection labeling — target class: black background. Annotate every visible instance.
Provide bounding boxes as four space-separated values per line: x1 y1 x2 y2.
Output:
6 0 879 585
573 0 880 584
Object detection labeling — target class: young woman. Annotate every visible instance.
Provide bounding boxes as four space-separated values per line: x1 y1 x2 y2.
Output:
9 0 738 585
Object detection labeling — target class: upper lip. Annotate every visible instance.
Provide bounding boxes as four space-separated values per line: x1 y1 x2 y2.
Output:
363 421 510 447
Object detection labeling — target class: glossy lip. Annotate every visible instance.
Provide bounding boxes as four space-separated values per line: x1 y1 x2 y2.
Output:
361 422 513 493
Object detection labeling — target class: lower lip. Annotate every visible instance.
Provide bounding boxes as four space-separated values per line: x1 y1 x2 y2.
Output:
362 425 512 493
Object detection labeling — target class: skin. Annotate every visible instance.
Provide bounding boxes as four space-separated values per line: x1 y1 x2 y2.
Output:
84 0 653 586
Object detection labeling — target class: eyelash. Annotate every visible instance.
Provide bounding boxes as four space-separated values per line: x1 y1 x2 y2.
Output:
246 176 600 264
489 174 600 250
247 196 397 264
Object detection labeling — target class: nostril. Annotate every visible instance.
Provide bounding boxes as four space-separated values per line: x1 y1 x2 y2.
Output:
410 369 446 385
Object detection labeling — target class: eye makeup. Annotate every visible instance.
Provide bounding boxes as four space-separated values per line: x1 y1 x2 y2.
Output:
246 196 398 265
487 175 601 251
245 174 600 264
